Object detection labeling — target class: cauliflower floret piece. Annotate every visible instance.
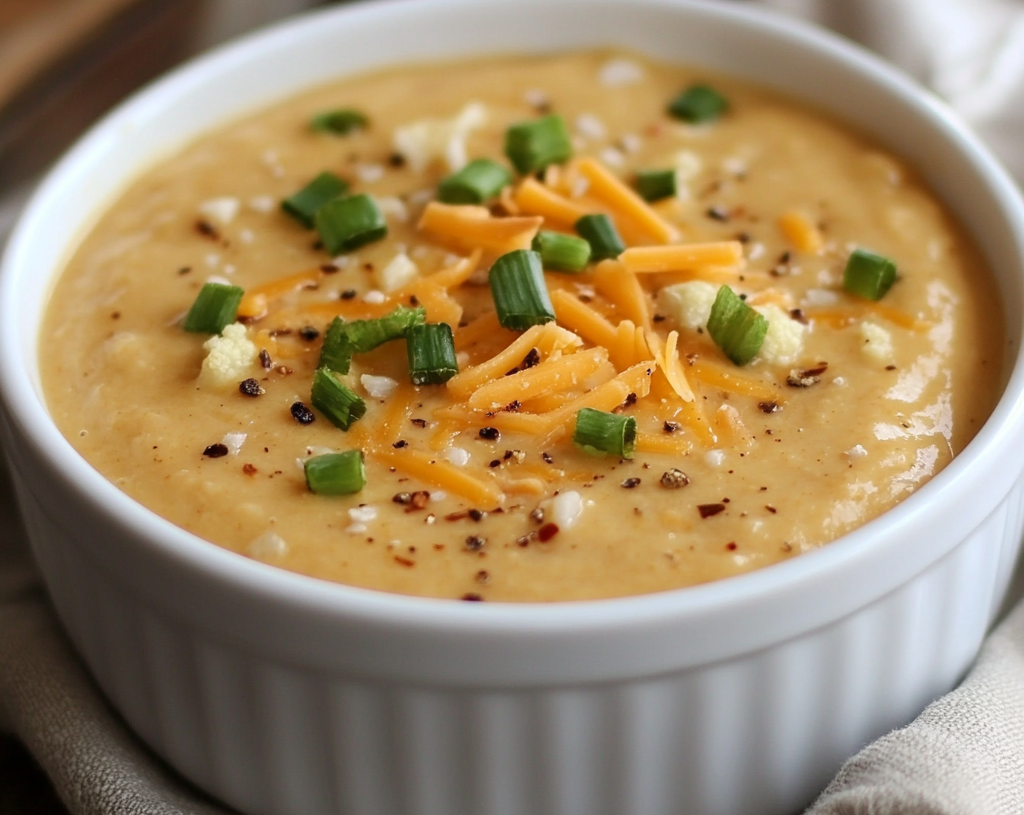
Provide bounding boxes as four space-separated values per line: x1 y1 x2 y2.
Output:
198 323 257 387
860 320 894 361
656 281 720 330
392 102 487 173
377 252 419 292
754 304 805 365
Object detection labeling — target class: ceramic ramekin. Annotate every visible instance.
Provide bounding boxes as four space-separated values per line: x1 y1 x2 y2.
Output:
3 1 1024 814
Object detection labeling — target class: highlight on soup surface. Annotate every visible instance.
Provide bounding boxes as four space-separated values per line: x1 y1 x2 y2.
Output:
40 51 1003 601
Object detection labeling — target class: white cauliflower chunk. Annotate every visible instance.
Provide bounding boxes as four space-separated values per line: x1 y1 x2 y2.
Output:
375 195 409 223
598 58 645 87
198 196 240 225
221 432 246 455
393 102 487 172
754 304 805 365
248 531 288 560
657 281 720 330
543 490 584 530
198 323 257 387
860 320 894 361
377 252 419 292
361 374 399 399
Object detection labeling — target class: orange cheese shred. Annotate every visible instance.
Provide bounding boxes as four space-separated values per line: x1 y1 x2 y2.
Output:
778 210 824 254
467 347 609 410
370 447 505 507
512 177 594 227
374 383 416 445
418 202 542 254
686 359 783 403
635 431 693 455
576 157 681 245
649 329 694 402
594 260 652 330
619 242 745 273
237 267 324 319
447 323 582 399
550 289 618 348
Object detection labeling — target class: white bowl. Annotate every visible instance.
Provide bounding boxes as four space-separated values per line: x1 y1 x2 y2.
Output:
3 1 1024 813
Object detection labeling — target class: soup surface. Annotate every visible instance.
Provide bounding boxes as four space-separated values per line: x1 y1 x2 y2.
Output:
41 51 1003 601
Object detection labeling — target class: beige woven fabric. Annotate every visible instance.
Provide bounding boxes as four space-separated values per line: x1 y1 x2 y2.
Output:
805 599 1024 814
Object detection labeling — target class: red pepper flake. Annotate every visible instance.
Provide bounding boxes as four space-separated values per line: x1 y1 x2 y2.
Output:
789 308 808 324
243 463 257 475
475 569 490 584
203 443 228 458
886 365 897 371
479 426 500 441
445 510 469 521
290 402 315 425
465 535 486 551
461 593 484 601
394 556 415 567
537 522 559 542
765 504 777 513
725 542 738 551
621 477 641 489
698 503 726 519
259 349 273 370
239 378 264 397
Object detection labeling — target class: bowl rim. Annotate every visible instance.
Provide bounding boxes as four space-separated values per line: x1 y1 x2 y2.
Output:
3 0 1024 644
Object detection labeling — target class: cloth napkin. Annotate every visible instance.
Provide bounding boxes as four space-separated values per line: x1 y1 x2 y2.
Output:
2 1 1024 813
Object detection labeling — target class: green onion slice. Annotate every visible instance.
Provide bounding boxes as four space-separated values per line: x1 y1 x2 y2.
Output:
281 171 349 228
182 282 244 334
304 450 366 495
437 159 512 205
573 407 637 459
532 230 592 273
843 247 897 301
635 168 677 202
504 114 573 175
575 213 626 261
310 367 367 430
489 249 556 331
407 323 459 385
315 193 387 255
706 285 768 366
668 85 729 124
310 109 368 136
319 305 426 374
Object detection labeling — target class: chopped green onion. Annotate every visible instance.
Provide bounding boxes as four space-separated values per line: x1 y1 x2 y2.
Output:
706 285 768 366
281 171 349 228
182 282 244 334
635 169 677 202
310 108 368 136
304 450 366 495
310 367 367 430
575 213 625 261
319 305 426 374
532 230 592 273
843 247 897 301
437 159 512 205
573 407 637 459
489 249 556 331
668 85 729 124
504 114 573 175
315 193 387 255
406 323 459 385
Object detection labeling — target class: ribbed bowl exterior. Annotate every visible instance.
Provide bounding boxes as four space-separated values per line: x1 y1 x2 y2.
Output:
4 2 1024 814
13 465 1024 815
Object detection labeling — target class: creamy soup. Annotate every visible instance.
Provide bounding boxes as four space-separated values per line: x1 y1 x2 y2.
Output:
40 51 1003 601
